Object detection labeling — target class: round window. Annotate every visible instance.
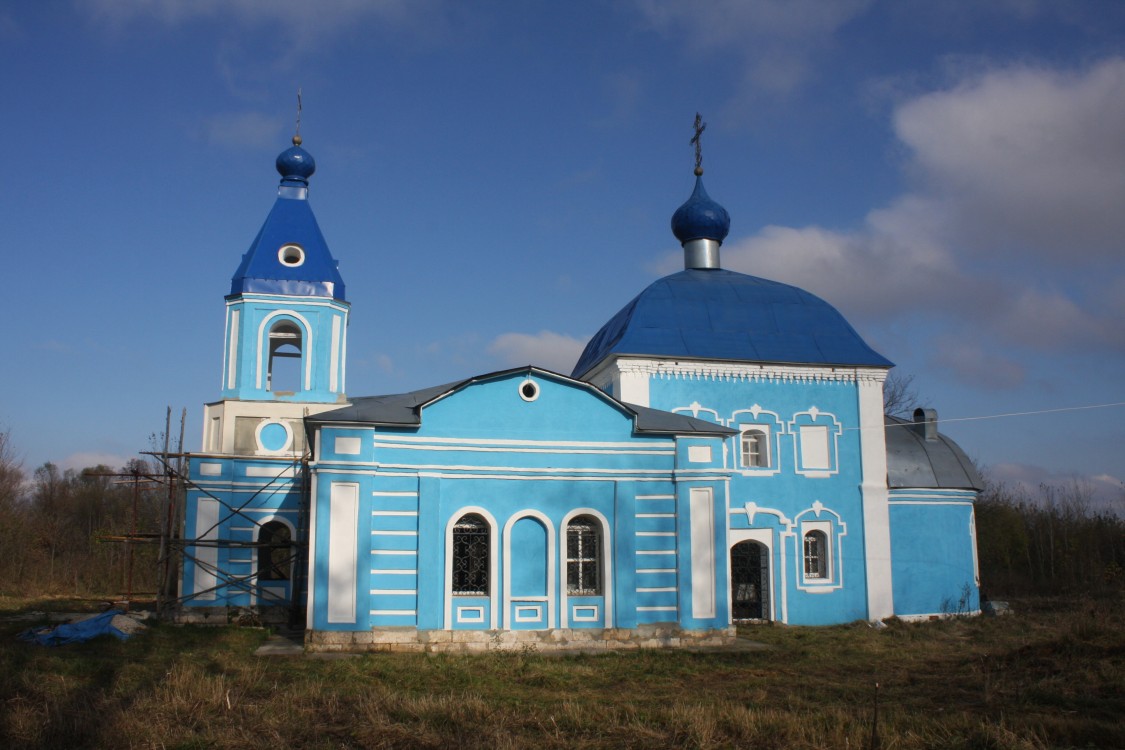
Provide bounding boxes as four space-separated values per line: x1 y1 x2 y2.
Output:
256 420 293 453
278 244 305 267
519 379 539 402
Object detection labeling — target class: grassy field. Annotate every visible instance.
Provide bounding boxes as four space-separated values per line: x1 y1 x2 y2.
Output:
0 595 1121 749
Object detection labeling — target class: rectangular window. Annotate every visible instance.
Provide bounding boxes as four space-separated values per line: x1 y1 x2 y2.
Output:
803 532 827 579
567 517 601 595
740 426 771 468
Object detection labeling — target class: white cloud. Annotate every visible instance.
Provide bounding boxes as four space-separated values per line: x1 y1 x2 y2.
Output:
671 57 1125 365
719 194 970 321
893 58 1125 260
632 0 874 93
487 331 587 375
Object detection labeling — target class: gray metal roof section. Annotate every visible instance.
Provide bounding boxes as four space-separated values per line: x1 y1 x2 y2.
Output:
306 367 736 437
885 413 983 491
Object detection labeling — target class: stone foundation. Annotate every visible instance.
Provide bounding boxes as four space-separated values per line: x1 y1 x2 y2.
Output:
305 624 738 654
173 606 294 627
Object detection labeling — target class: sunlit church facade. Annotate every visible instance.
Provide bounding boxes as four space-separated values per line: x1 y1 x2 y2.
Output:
177 134 983 651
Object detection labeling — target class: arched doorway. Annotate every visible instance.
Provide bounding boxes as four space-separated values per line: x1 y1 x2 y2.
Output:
731 540 770 621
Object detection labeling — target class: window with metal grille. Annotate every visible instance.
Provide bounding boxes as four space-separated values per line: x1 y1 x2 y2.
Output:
566 516 601 595
803 530 828 579
258 520 292 581
740 428 769 468
452 514 489 595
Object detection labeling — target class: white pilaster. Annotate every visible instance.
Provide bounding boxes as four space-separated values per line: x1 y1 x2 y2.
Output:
857 371 893 620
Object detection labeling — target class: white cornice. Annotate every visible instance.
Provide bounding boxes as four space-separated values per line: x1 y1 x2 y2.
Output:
596 357 888 384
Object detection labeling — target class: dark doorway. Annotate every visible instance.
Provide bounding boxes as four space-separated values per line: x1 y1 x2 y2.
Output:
731 540 770 621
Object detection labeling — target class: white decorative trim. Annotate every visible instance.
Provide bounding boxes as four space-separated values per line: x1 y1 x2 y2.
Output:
559 508 613 629
673 402 721 423
572 605 599 622
277 243 305 267
728 528 776 623
502 511 556 630
788 408 843 478
444 507 499 630
514 605 543 622
687 445 712 463
329 314 341 393
737 502 791 526
517 377 540 402
792 504 847 593
857 377 894 620
226 309 239 390
246 465 296 478
327 482 359 623
199 463 222 476
731 406 784 475
456 606 485 623
690 487 716 619
370 441 673 457
255 310 314 392
607 358 889 384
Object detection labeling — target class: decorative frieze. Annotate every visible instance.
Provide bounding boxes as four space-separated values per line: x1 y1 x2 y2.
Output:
601 358 888 385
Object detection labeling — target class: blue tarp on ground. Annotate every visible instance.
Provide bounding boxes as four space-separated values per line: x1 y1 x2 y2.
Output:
18 610 133 646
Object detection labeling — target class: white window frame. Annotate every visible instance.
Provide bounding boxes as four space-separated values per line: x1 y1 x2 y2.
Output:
739 425 771 469
730 406 783 476
788 409 842 478
802 526 830 581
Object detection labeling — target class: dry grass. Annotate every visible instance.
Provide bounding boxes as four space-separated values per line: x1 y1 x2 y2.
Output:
1 594 1121 749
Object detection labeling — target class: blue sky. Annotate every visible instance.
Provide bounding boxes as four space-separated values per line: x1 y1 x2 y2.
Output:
2 1 1122 509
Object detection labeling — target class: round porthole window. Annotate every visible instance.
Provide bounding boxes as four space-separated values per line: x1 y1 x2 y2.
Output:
256 419 293 453
278 244 305 267
519 378 540 402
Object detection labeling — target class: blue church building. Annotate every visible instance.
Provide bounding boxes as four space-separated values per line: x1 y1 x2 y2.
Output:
177 132 983 651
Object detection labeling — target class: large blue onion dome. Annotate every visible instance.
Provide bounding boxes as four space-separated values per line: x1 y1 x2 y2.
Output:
571 269 892 378
276 136 316 185
671 174 730 244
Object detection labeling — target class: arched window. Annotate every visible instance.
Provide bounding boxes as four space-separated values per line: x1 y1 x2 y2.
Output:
803 530 828 579
267 321 303 393
740 428 770 468
258 521 292 582
566 515 601 595
452 514 489 595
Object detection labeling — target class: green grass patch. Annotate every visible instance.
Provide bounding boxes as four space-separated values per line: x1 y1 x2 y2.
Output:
1 595 1121 748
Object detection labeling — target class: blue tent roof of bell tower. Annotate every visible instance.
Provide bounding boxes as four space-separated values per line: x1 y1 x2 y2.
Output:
229 141 346 301
229 195 346 300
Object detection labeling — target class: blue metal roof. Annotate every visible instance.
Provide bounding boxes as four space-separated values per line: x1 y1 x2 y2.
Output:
572 269 893 377
229 142 346 301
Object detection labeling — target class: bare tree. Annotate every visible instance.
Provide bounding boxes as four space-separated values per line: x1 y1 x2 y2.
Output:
883 371 921 417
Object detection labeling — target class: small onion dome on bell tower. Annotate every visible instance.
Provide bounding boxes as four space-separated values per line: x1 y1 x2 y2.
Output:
276 135 316 187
